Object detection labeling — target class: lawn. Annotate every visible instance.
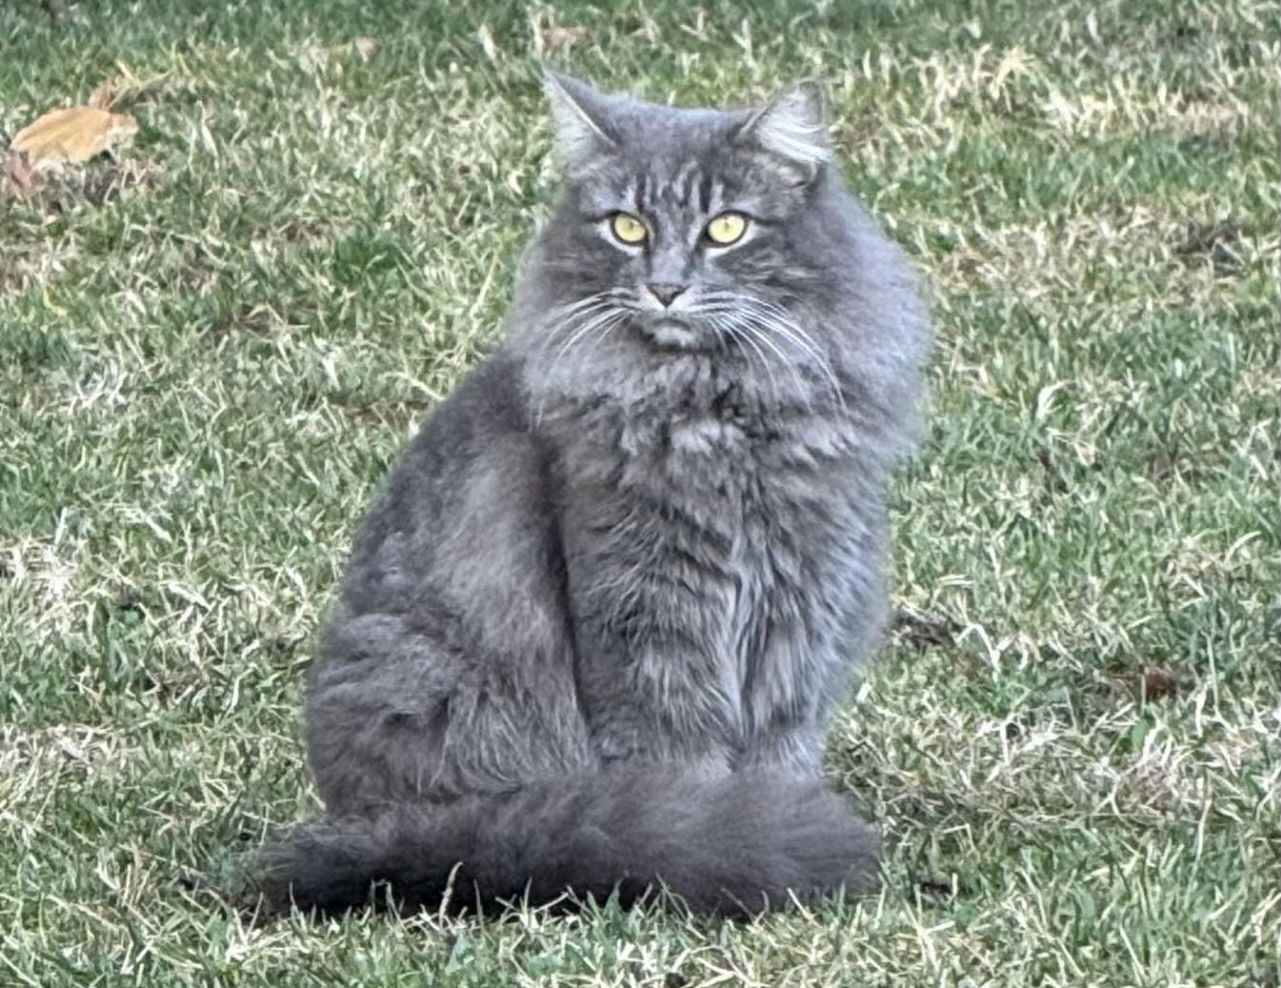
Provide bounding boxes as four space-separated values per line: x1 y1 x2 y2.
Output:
1 0 1277 985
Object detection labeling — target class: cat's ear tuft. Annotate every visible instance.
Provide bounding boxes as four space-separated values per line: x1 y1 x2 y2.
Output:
543 71 617 174
738 81 831 175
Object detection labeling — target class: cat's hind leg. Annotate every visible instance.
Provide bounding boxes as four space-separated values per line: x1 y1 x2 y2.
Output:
305 610 591 815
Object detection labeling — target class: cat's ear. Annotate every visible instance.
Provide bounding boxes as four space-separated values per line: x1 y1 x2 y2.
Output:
543 72 618 174
737 81 831 178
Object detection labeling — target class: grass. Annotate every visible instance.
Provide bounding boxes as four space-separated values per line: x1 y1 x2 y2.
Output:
1 0 1277 984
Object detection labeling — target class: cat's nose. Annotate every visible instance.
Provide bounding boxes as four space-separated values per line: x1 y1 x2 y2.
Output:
646 282 687 307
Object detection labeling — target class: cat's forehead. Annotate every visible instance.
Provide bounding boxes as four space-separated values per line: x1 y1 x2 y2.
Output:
573 102 792 216
617 101 740 148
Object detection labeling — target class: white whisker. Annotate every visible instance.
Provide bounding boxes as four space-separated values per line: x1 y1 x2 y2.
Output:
531 295 632 425
538 293 621 355
730 296 847 414
734 317 812 405
706 313 781 403
738 309 846 415
552 308 627 366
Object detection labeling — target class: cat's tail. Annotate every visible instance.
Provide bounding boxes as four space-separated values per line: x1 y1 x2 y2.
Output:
250 768 879 918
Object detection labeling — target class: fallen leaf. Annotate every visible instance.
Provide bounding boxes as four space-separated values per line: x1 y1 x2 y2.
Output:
11 106 138 164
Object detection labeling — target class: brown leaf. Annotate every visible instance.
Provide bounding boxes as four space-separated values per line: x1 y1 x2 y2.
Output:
11 106 138 164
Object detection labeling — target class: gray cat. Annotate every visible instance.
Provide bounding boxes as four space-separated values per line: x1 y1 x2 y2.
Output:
254 73 930 918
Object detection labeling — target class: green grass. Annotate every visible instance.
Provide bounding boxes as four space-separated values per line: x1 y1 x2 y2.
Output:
1 0 1277 984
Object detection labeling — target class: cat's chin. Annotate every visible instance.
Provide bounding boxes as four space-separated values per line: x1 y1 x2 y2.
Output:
637 319 714 352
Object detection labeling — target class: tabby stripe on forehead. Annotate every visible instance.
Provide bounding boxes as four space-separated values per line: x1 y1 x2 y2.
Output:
666 160 700 207
677 160 696 204
640 170 658 209
697 171 714 214
684 164 703 209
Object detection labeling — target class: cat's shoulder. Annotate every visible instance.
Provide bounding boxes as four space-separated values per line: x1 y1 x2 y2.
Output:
438 350 531 431
410 350 537 454
368 350 543 528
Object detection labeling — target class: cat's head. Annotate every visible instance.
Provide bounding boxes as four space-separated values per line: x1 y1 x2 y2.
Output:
516 74 862 367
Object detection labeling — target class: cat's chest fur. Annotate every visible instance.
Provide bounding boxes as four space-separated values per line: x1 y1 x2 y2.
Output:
556 385 821 558
545 370 855 741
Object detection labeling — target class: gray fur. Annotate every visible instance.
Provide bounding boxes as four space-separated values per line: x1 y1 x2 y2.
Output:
255 75 930 917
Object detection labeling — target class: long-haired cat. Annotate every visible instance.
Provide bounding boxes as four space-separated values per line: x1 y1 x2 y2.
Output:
254 73 931 918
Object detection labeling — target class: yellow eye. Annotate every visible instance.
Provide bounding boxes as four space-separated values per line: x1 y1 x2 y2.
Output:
610 213 647 245
705 212 748 246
